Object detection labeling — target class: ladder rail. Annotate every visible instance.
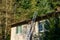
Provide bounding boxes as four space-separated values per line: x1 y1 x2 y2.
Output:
26 11 38 40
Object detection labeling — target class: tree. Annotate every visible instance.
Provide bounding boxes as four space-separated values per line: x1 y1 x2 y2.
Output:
44 15 60 40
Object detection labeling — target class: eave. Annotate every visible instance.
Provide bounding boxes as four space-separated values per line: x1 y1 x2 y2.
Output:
11 11 60 27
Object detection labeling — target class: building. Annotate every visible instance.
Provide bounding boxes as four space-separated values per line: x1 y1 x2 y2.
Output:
10 11 60 40
11 20 50 40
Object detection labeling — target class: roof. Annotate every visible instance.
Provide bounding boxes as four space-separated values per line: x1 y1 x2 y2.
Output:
11 11 60 27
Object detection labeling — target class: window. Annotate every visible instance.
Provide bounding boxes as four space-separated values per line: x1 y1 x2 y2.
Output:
16 25 22 34
38 22 43 31
38 20 48 32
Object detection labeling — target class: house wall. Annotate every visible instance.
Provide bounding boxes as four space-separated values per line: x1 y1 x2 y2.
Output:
11 17 60 40
11 27 25 40
34 22 39 35
11 20 48 40
11 22 39 40
11 24 28 40
11 27 16 40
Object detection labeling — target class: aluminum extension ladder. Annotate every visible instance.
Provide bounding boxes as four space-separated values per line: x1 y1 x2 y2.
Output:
26 11 38 40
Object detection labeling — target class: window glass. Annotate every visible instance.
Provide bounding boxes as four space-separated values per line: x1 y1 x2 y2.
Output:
16 25 22 34
38 22 43 31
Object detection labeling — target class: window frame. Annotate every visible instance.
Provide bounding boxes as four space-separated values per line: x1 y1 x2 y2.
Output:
16 25 22 34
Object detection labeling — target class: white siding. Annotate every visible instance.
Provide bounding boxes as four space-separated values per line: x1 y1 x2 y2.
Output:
11 27 16 40
11 24 27 40
35 22 39 34
15 34 24 40
11 22 39 40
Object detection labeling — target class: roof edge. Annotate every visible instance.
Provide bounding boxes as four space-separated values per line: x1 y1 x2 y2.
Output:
11 11 60 27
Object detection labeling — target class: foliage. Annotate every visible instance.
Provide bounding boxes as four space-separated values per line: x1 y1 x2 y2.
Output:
0 0 60 40
14 0 60 20
6 34 10 40
13 1 60 40
44 16 60 40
